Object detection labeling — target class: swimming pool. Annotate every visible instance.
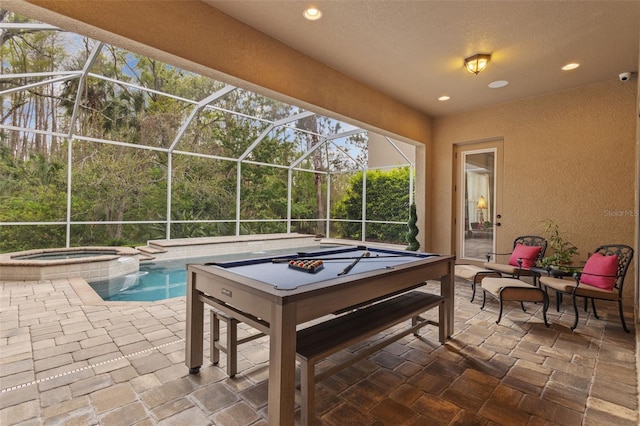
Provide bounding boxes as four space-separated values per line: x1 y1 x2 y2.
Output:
89 246 340 302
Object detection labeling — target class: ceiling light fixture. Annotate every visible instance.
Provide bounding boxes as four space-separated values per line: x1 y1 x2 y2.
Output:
303 7 322 20
561 63 580 71
464 54 491 75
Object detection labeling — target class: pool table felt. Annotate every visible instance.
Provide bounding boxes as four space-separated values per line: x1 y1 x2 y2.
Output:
206 247 438 290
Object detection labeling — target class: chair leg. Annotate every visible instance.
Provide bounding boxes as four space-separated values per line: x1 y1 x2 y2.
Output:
470 277 477 302
556 291 561 312
590 298 599 319
542 292 550 327
481 289 487 309
570 295 580 330
519 301 527 312
496 298 504 324
618 300 630 333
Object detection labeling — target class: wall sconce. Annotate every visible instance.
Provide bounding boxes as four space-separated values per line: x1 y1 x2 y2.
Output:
464 54 491 75
477 196 487 223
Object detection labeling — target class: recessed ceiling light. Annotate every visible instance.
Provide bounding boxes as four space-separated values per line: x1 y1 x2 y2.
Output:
303 7 322 20
562 63 580 71
488 80 509 89
438 95 450 101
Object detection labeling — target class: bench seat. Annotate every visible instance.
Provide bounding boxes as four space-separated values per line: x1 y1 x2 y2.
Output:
210 290 444 425
297 290 444 424
210 310 266 377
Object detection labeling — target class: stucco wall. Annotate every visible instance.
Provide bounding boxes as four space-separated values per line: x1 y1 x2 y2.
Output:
432 79 637 300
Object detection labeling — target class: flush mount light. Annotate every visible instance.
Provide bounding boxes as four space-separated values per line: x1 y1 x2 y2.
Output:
303 7 322 20
438 95 450 101
464 54 491 75
488 80 509 88
561 63 580 71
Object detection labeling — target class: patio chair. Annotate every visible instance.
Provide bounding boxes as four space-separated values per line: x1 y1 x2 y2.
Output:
539 244 634 332
484 235 547 279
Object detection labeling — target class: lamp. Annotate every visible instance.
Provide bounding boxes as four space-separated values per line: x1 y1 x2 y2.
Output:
477 196 487 223
464 54 491 75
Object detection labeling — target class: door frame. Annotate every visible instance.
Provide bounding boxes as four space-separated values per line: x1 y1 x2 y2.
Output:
453 139 503 264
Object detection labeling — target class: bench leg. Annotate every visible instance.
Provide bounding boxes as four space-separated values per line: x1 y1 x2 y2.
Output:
210 311 239 377
438 301 445 344
226 317 238 377
300 360 315 426
210 310 220 366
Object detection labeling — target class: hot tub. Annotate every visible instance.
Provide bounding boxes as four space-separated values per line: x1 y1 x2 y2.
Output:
0 247 140 283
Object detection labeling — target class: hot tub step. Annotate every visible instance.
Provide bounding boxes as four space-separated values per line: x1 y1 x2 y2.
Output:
137 246 167 255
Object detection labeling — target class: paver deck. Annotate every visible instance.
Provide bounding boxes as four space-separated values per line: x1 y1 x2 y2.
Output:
0 275 637 425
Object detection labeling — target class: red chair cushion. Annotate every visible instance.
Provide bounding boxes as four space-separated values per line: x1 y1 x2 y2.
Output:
508 243 542 269
580 253 618 290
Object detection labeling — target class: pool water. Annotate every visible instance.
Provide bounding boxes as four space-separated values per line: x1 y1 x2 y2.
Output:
89 246 339 302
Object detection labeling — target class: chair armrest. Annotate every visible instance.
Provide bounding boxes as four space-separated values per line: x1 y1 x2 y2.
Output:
515 256 538 270
485 251 513 262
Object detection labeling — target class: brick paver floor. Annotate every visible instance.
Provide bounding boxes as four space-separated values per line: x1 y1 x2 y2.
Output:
0 276 637 425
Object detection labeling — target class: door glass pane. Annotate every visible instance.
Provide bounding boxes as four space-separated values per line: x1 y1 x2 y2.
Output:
462 151 495 260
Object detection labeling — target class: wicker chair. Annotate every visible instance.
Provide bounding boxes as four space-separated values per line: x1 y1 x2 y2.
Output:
539 244 634 332
484 235 548 279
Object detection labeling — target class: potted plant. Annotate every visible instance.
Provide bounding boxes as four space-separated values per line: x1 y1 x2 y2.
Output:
406 203 420 251
540 219 579 269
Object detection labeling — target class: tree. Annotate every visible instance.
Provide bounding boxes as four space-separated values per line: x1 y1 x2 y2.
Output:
406 203 420 251
331 167 412 243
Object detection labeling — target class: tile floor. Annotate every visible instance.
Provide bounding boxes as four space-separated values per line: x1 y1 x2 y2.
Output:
0 276 637 425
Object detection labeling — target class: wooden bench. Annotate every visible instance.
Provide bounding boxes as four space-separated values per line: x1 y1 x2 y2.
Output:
209 290 443 424
296 290 444 425
209 310 266 377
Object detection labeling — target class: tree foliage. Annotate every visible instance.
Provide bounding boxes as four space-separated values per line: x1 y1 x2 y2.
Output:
0 11 412 252
331 167 412 243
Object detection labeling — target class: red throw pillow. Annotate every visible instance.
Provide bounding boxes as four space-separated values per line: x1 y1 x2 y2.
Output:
508 243 542 269
580 253 618 290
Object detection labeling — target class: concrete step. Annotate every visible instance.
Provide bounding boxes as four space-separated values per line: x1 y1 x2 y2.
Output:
136 245 167 255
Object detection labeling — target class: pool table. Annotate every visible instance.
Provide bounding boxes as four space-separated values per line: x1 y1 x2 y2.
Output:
185 245 455 425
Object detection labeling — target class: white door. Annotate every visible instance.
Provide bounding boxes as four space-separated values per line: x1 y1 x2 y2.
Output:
454 140 503 262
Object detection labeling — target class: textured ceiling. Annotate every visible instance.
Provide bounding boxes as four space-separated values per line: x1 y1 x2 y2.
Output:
206 0 639 117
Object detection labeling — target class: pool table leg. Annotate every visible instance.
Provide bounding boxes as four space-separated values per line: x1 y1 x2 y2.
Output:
441 263 455 340
267 301 297 425
186 270 204 374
